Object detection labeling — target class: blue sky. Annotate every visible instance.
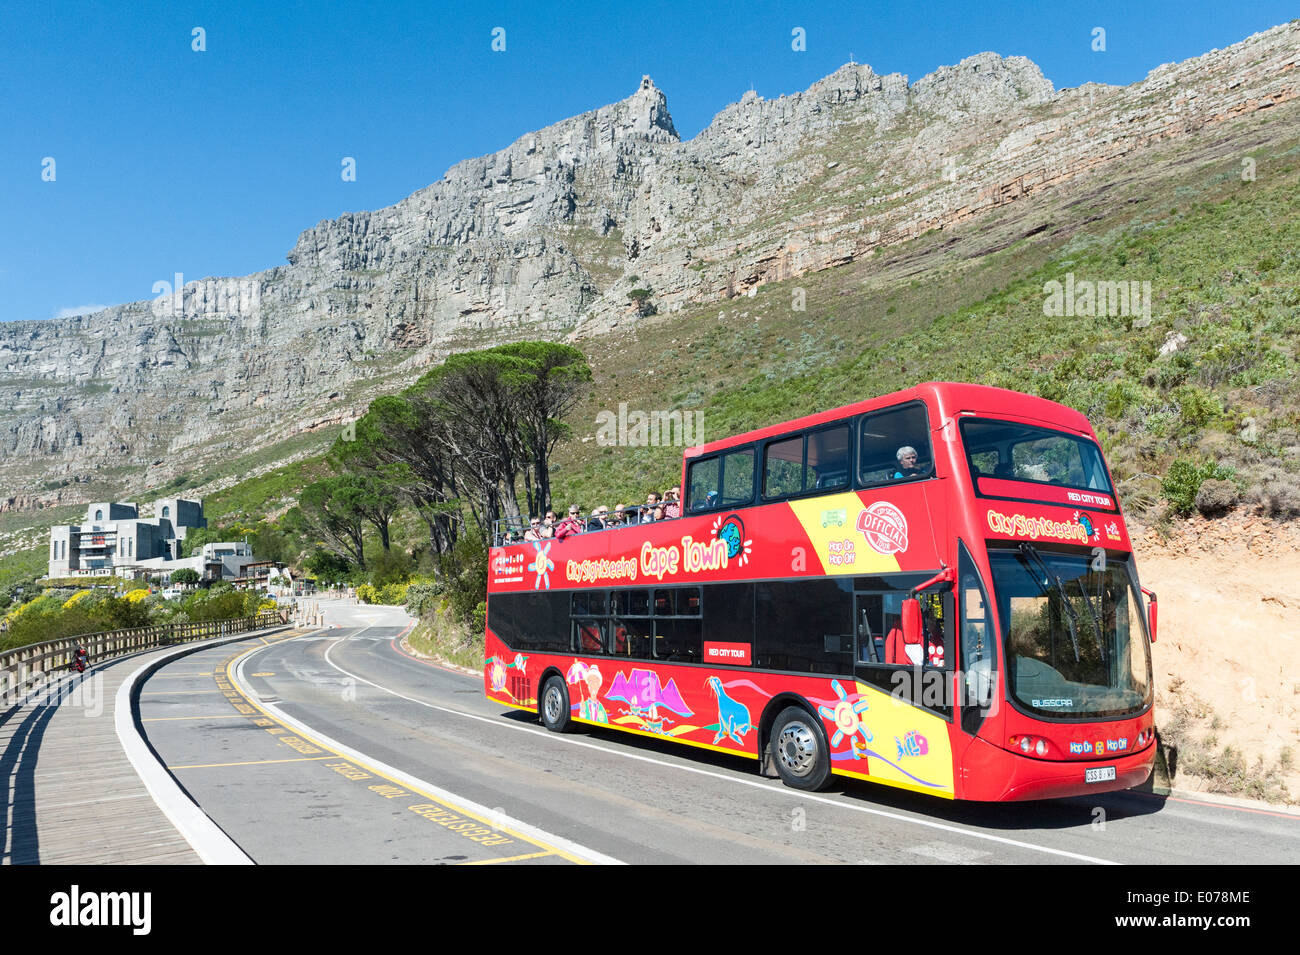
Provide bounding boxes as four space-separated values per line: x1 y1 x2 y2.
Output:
1 0 1294 323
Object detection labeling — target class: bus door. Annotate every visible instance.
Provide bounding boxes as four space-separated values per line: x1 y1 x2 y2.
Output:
956 544 999 738
854 589 953 719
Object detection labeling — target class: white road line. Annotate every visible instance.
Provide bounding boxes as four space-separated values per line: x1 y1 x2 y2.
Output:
319 631 1122 865
234 633 624 866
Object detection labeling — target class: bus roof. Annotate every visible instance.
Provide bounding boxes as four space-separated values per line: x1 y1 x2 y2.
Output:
683 382 1094 459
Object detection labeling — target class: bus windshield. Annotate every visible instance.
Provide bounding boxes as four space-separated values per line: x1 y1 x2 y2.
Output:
988 547 1151 720
961 419 1114 507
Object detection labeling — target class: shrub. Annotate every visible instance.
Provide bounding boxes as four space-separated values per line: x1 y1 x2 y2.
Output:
170 568 200 586
438 535 488 625
1162 459 1236 516
1173 385 1223 429
405 580 442 618
1250 469 1300 518
1194 478 1238 516
378 581 409 605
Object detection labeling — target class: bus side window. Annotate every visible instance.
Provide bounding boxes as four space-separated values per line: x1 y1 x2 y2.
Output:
807 425 850 492
858 403 934 486
721 448 755 506
960 570 996 722
920 591 949 670
621 617 653 659
763 436 804 498
688 456 721 512
856 593 884 663
576 619 604 654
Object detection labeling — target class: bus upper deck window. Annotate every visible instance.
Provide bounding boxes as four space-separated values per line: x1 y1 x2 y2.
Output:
858 403 934 487
688 456 720 511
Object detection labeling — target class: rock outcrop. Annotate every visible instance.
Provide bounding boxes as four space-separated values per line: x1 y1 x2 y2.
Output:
2 23 1297 499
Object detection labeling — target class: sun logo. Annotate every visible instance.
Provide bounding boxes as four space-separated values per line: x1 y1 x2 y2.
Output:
817 679 872 754
711 514 752 566
528 541 554 590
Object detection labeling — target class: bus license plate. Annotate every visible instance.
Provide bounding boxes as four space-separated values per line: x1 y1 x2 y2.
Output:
1086 766 1117 784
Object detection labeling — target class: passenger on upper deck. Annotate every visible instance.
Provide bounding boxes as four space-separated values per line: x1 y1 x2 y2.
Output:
891 446 924 480
555 505 586 540
663 486 681 519
637 493 660 524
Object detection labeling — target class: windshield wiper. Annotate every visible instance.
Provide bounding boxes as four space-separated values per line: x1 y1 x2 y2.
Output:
1076 571 1108 668
1018 543 1081 663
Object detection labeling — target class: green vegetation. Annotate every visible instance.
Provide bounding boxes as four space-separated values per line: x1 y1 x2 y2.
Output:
0 583 273 653
1161 459 1237 516
0 546 47 610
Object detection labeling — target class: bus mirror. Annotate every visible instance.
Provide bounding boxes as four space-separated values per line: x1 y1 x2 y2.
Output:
1141 587 1157 643
901 597 923 647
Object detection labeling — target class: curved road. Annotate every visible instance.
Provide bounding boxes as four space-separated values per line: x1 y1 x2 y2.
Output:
136 603 1300 865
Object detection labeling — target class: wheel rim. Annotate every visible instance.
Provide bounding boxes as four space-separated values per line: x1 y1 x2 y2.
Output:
544 684 563 724
777 720 818 777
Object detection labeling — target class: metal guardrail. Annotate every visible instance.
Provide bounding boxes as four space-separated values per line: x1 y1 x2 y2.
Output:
0 609 289 702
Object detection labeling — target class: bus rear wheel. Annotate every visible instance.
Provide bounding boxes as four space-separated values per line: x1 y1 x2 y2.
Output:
770 706 831 791
540 675 571 733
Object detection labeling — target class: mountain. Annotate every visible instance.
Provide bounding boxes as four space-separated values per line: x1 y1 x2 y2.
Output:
2 22 1297 506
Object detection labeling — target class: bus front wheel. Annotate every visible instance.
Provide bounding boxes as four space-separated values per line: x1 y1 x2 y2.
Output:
770 706 831 791
540 676 571 733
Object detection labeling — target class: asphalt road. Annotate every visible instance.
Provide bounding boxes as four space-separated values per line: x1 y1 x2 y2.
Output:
136 603 1300 865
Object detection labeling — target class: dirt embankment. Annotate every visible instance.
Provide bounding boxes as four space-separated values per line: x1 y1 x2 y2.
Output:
1133 512 1300 804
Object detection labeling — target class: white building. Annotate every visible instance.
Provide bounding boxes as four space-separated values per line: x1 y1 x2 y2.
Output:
47 499 258 582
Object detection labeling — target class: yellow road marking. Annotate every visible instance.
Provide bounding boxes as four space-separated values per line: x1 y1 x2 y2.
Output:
170 755 341 769
459 851 556 865
223 642 585 865
142 714 251 722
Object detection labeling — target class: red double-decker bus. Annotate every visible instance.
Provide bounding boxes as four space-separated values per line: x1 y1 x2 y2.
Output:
483 383 1157 801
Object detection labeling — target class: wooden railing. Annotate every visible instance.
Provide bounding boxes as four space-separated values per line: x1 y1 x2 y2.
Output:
0 609 289 701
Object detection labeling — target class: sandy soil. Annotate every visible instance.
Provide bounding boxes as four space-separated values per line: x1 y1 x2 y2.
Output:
1133 512 1300 802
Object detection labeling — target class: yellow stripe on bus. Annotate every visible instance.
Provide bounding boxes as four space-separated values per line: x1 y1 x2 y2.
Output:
787 492 902 576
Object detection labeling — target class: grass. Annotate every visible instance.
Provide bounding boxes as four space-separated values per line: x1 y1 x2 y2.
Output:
405 607 484 671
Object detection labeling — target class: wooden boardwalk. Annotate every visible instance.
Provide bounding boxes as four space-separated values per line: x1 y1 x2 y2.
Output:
1 644 208 864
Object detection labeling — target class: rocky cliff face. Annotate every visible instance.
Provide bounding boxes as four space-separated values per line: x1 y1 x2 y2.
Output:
2 23 1297 500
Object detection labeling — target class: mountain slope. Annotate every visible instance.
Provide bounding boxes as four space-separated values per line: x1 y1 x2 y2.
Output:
1 22 1296 504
